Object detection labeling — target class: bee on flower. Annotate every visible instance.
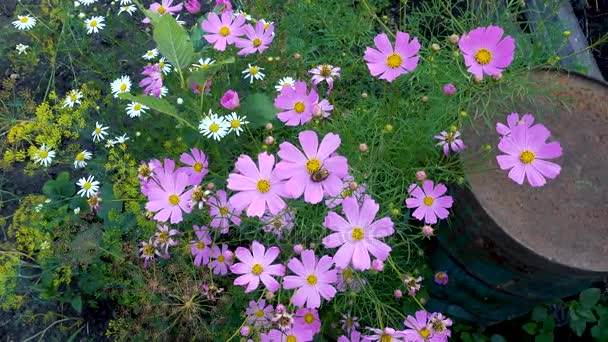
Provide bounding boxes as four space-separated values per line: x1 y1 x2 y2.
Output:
110 75 132 98
33 144 56 167
63 89 83 108
84 16 105 34
76 175 100 198
242 64 265 84
92 121 109 142
74 150 92 168
142 48 159 60
12 15 37 30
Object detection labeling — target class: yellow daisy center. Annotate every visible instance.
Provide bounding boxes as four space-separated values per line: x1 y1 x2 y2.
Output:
437 273 445 280
70 94 77 102
231 120 241 129
39 150 49 158
252 38 262 47
76 152 85 161
351 227 364 241
294 101 306 113
256 309 265 317
306 274 318 285
380 334 393 342
264 22 270 29
143 244 155 256
256 179 271 193
304 313 315 324
306 158 322 174
83 181 92 190
95 127 101 134
341 189 353 198
158 61 165 69
320 64 332 77
249 66 259 75
193 162 204 172
286 336 296 342
217 255 225 262
90 20 97 27
168 194 180 205
419 328 430 338
219 26 230 36
520 150 535 164
20 17 29 23
251 263 264 275
343 268 353 280
209 123 220 133
219 206 229 215
475 48 492 65
157 6 166 14
386 53 402 68
197 241 205 250
133 103 142 111
423 196 434 206
120 83 127 91
158 231 169 243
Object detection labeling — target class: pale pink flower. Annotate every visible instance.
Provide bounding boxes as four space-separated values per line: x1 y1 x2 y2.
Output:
208 190 242 234
283 249 338 308
434 130 465 157
190 225 212 267
201 10 246 51
178 147 208 184
496 112 535 137
458 25 515 79
363 31 420 82
246 299 274 327
235 21 275 55
309 64 341 95
143 0 183 23
274 81 319 126
405 180 453 225
210 244 233 275
294 308 321 334
230 241 286 293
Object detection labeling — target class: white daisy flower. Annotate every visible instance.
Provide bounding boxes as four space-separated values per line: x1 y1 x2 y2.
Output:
275 76 296 92
76 175 100 198
225 112 249 136
63 90 83 108
199 111 229 141
242 64 265 84
157 86 169 98
157 57 172 75
16 44 29 55
74 150 92 168
92 122 109 142
78 0 98 5
12 15 37 30
191 58 215 71
120 0 133 4
126 102 149 118
142 48 159 60
234 10 252 21
118 4 137 15
114 134 130 144
33 144 55 167
105 140 117 148
110 75 132 98
84 16 105 34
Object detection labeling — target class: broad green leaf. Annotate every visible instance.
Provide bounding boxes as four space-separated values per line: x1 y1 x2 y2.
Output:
97 183 122 226
70 295 82 314
591 318 608 341
241 93 279 128
522 322 538 335
190 17 207 51
42 172 75 199
543 317 556 332
570 318 587 336
187 57 236 86
145 10 194 69
578 307 598 322
580 288 602 308
532 306 548 322
535 332 554 342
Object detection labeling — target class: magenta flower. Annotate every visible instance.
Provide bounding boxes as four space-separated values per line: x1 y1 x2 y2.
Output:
458 25 515 79
184 0 200 14
145 171 194 224
294 308 321 334
363 31 420 82
322 195 394 270
235 21 275 55
261 326 314 342
208 190 242 234
309 64 341 95
496 123 562 187
178 148 208 184
442 83 456 95
276 131 348 204
434 130 465 157
220 89 240 110
312 99 334 118
246 299 274 327
210 244 233 275
406 180 453 224
143 0 183 23
227 152 289 217
139 64 163 98
402 310 444 342
429 313 453 340
496 112 535 137
274 81 319 126
230 241 286 293
190 225 212 267
201 10 246 51
365 327 404 342
283 249 338 309
153 224 180 257
214 0 232 12
434 271 449 285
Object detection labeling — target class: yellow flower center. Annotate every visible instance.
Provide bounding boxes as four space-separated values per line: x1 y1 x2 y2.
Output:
219 26 230 36
158 231 169 243
475 48 492 65
305 158 322 174
197 241 205 250
256 179 271 193
143 244 155 256
304 313 315 324
95 127 101 134
320 64 332 77
219 206 229 215
341 189 352 198
134 103 142 111
83 181 92 190
286 336 296 342
39 150 49 158
252 38 262 47
157 6 166 14
273 220 282 228
264 22 270 29
251 263 264 275
423 196 434 206
380 334 393 342
70 94 78 102
168 194 180 205
193 162 204 172
386 53 402 68
306 274 318 285
437 273 445 280
293 101 305 113
120 83 127 91
419 328 430 338
432 319 446 332
519 150 535 164
158 61 165 69
209 123 220 133
351 227 364 241
249 66 259 75
218 255 225 262
20 17 29 23
90 20 97 27
231 120 241 129
343 268 353 280
256 309 265 317
76 152 85 161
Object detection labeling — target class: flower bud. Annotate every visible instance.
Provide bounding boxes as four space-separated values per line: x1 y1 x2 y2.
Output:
394 289 403 298
431 43 441 51
264 136 275 145
449 34 460 44
415 170 427 181
361 92 368 98
207 182 215 190
421 95 429 103
293 53 301 60
492 73 503 81
442 83 457 95
293 244 304 254
391 208 401 217
177 98 184 105
240 326 250 337
474 75 483 83
384 124 394 133
359 143 368 153
309 242 316 249
459 111 468 118
371 259 384 271
265 123 273 131
421 225 434 238
563 30 571 38
348 182 358 191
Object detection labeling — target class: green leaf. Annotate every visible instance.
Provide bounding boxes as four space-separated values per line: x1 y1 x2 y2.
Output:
146 10 194 69
190 17 207 51
186 57 236 86
535 332 554 342
97 183 122 226
522 322 538 335
578 307 598 322
241 93 279 128
580 288 602 308
70 295 82 314
532 306 548 322
42 172 75 199
591 318 608 341
543 317 556 332
570 318 588 336
118 93 196 130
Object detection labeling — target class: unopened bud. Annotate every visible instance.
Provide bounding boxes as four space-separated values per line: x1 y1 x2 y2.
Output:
459 111 468 118
449 34 460 44
492 73 503 81
394 289 403 298
207 182 215 190
359 143 368 153
293 53 301 60
361 92 368 98
293 244 304 254
563 30 571 38
384 124 394 133
371 259 384 271
348 182 358 191
421 95 429 103
264 136 275 145
265 123 273 131
415 171 427 181
431 43 441 52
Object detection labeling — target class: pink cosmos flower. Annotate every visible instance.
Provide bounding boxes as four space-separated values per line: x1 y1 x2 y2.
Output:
143 0 183 23
434 271 449 285
261 326 315 342
139 238 161 267
227 153 290 218
325 176 366 209
139 64 163 98
405 180 453 224
220 89 240 110
496 112 535 137
338 330 363 342
458 25 515 79
190 225 212 266
309 64 341 95
246 299 274 327
178 148 208 184
210 244 233 275
312 99 334 118
153 224 180 257
442 83 456 95
184 0 200 14
262 209 295 238
429 313 453 340
274 81 319 126
276 131 349 204
214 0 232 12
283 249 338 309
145 170 194 224
434 130 465 157
340 313 361 334
364 31 420 82
402 310 442 342
322 195 394 270
365 327 404 342
207 190 242 234
235 21 275 55
230 241 286 293
294 308 321 334
496 123 562 187
201 11 246 51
